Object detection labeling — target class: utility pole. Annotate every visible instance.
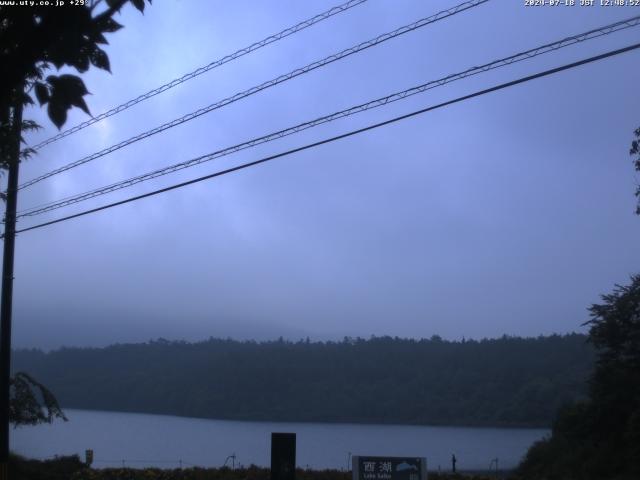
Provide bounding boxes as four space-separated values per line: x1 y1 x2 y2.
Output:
0 96 23 480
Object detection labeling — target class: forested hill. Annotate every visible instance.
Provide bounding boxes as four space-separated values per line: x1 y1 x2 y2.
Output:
13 334 593 427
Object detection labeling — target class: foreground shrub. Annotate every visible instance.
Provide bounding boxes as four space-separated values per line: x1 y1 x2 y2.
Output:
9 453 85 480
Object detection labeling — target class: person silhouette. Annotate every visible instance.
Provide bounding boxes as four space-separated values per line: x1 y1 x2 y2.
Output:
451 454 457 473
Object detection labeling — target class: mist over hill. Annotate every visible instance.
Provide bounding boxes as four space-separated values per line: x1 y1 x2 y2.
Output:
13 334 593 427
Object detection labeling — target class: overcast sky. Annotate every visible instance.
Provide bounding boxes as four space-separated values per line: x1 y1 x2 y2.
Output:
9 0 640 349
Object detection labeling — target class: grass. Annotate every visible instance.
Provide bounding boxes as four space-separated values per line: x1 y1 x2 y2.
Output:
10 455 501 480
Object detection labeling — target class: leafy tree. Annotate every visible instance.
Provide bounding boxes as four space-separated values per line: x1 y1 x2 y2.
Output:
517 127 640 479
1 0 151 129
517 275 640 480
1 0 153 184
631 127 640 215
0 0 152 465
585 275 640 476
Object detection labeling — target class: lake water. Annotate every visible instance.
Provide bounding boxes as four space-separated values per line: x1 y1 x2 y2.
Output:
12 409 548 471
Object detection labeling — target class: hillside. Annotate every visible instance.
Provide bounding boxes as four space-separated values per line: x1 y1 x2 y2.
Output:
13 334 593 427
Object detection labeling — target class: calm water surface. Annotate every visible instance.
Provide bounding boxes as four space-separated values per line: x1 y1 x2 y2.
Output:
12 409 548 471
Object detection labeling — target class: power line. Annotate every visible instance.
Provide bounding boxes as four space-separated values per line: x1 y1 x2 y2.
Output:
16 14 640 218
30 0 370 150
18 0 489 190
11 41 640 237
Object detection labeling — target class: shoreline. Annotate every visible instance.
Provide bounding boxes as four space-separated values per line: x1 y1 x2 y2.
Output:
57 407 553 431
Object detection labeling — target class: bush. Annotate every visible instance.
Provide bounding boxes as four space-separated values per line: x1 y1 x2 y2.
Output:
9 453 85 480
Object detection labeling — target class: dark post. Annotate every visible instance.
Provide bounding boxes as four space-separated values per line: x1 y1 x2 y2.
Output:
85 450 94 467
0 98 23 480
271 432 296 480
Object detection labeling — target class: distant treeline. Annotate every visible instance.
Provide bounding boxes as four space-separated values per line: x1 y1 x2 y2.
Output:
13 334 593 427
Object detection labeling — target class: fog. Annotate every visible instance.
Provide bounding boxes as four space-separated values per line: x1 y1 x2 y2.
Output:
9 0 640 349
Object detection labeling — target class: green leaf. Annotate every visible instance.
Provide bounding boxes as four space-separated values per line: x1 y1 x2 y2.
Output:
21 120 42 132
131 0 145 12
72 53 90 73
98 17 123 33
94 32 109 45
48 74 89 96
21 92 34 106
89 47 110 72
34 82 50 105
20 148 37 161
49 57 65 70
10 372 67 426
45 75 92 125
47 101 67 130
70 95 91 116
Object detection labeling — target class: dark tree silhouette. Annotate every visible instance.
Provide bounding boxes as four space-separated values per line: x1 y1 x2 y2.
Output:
517 275 640 480
0 0 152 130
631 127 640 215
0 1 152 473
0 0 154 188
516 128 640 479
585 275 640 475
12 334 594 428
9 373 66 427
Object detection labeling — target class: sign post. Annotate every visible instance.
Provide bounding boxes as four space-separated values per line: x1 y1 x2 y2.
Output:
352 456 427 480
271 432 296 480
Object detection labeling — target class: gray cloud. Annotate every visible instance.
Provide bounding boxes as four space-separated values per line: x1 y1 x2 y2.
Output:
10 0 640 349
